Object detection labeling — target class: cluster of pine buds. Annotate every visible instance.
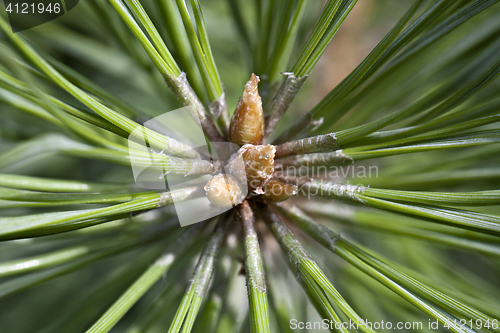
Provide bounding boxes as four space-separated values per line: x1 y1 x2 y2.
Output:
204 74 298 208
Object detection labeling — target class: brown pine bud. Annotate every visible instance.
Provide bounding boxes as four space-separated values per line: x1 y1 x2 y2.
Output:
204 174 244 208
261 180 298 202
229 74 264 146
241 144 275 193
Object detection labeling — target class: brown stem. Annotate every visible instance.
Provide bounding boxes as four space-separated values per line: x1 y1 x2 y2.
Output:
264 73 308 138
164 72 226 143
277 150 354 167
274 133 339 158
209 93 230 136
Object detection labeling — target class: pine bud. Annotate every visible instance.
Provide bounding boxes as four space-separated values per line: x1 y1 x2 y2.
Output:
229 74 264 146
262 180 298 202
240 144 275 193
204 174 244 208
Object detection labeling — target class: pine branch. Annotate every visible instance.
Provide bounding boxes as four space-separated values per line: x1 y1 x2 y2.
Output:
237 201 271 333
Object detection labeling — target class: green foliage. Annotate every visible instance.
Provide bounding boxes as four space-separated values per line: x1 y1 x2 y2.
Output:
0 0 499 332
